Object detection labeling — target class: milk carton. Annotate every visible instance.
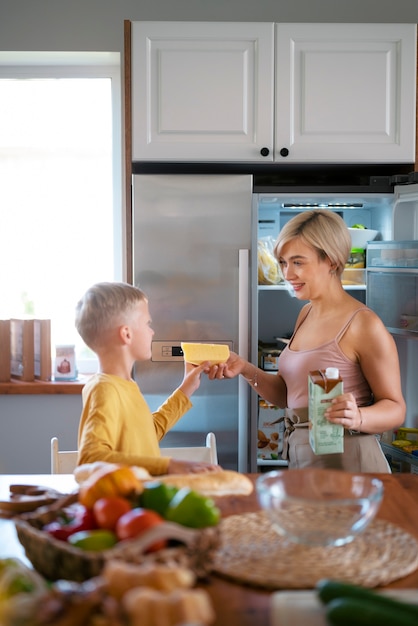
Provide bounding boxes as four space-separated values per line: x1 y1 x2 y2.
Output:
308 367 344 455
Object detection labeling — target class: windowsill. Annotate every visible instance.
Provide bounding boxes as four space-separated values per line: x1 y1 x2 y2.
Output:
0 376 92 395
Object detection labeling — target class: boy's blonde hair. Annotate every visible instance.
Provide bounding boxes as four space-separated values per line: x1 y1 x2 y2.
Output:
75 282 147 350
274 209 351 277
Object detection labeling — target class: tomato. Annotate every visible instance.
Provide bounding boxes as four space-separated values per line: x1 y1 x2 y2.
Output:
93 496 132 531
43 504 97 541
43 521 76 542
115 507 166 552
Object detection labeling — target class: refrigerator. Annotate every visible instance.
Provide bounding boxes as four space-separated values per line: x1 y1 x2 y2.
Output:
132 174 253 472
132 172 418 473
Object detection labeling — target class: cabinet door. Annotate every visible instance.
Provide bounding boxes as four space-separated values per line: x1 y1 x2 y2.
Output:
131 22 274 162
275 23 417 163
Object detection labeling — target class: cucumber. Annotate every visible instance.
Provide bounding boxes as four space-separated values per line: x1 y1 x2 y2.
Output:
326 597 418 626
317 579 418 621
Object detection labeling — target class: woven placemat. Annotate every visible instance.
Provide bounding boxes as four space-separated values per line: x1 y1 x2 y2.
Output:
212 511 418 589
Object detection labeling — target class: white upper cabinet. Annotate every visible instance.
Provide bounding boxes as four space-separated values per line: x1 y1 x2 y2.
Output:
131 21 416 163
131 22 274 161
275 23 417 163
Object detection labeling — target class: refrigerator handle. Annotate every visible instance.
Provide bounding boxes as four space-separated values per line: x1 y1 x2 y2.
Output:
238 248 250 473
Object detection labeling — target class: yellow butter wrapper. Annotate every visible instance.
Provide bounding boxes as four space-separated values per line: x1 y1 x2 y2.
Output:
181 342 230 365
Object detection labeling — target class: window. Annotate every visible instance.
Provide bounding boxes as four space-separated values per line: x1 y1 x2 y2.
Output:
0 52 122 374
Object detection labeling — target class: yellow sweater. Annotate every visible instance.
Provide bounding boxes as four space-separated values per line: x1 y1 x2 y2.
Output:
78 373 192 475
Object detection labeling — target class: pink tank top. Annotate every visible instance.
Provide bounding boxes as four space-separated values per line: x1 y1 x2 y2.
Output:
279 307 373 409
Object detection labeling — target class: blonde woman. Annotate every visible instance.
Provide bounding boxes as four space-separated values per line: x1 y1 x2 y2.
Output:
211 210 405 472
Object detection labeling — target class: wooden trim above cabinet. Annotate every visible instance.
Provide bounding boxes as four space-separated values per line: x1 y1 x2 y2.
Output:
124 19 133 285
416 28 418 172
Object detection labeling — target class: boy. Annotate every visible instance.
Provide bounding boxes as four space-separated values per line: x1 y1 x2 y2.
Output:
75 281 220 475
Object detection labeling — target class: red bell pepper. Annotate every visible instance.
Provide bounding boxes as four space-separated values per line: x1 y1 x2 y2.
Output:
43 504 97 541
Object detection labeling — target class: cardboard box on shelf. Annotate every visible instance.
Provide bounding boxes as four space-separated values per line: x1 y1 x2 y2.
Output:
0 319 11 382
34 319 52 381
10 318 35 382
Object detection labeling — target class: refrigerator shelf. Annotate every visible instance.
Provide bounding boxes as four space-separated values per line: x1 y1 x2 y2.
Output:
367 266 418 274
258 284 366 291
257 459 288 467
387 327 418 339
380 442 418 471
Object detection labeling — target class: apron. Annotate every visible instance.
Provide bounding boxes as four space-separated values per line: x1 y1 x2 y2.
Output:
282 408 391 473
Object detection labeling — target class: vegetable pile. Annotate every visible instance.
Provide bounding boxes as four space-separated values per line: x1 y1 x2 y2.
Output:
42 465 221 553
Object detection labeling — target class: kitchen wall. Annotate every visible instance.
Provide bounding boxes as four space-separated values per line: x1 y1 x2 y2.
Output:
0 0 417 473
0 395 81 474
0 0 417 53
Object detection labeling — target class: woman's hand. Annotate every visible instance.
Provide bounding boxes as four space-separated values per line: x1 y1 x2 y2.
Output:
180 351 251 389
205 351 246 380
325 393 364 432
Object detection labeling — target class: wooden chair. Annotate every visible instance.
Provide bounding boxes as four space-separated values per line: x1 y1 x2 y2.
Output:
51 437 78 474
160 432 218 464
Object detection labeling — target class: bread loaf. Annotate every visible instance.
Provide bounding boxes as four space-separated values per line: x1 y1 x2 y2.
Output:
157 470 253 497
74 463 253 497
181 342 230 365
122 587 215 626
103 561 195 599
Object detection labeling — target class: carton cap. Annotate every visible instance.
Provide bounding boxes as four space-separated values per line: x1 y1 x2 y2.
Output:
325 367 339 379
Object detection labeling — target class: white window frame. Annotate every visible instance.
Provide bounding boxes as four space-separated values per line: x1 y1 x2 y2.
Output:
0 52 123 375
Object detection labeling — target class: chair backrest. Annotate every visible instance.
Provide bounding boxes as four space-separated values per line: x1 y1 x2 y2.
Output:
51 437 78 474
51 432 218 473
160 432 218 464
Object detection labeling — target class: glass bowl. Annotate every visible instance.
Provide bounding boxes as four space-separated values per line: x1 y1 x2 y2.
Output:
256 469 383 547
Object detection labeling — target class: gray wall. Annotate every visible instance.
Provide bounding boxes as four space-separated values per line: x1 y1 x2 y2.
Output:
0 1 417 53
0 1 416 473
0 395 81 474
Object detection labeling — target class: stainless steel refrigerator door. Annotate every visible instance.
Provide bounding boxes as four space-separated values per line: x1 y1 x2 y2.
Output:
132 174 253 470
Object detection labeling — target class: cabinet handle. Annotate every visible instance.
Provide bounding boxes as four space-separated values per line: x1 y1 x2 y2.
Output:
260 147 270 157
279 148 289 157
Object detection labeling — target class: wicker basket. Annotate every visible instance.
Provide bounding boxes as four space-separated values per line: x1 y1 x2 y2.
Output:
15 502 220 582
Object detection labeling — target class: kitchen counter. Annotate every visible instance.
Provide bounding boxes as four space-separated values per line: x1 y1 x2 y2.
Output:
1 472 418 626
0 378 88 395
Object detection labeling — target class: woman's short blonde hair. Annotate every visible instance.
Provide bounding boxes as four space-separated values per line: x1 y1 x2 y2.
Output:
273 209 351 277
75 282 147 350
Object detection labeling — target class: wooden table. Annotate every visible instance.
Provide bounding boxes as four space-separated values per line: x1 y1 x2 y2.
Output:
1 472 418 626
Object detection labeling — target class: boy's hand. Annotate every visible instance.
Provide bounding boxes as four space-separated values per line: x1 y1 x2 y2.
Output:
167 458 222 474
178 361 210 397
